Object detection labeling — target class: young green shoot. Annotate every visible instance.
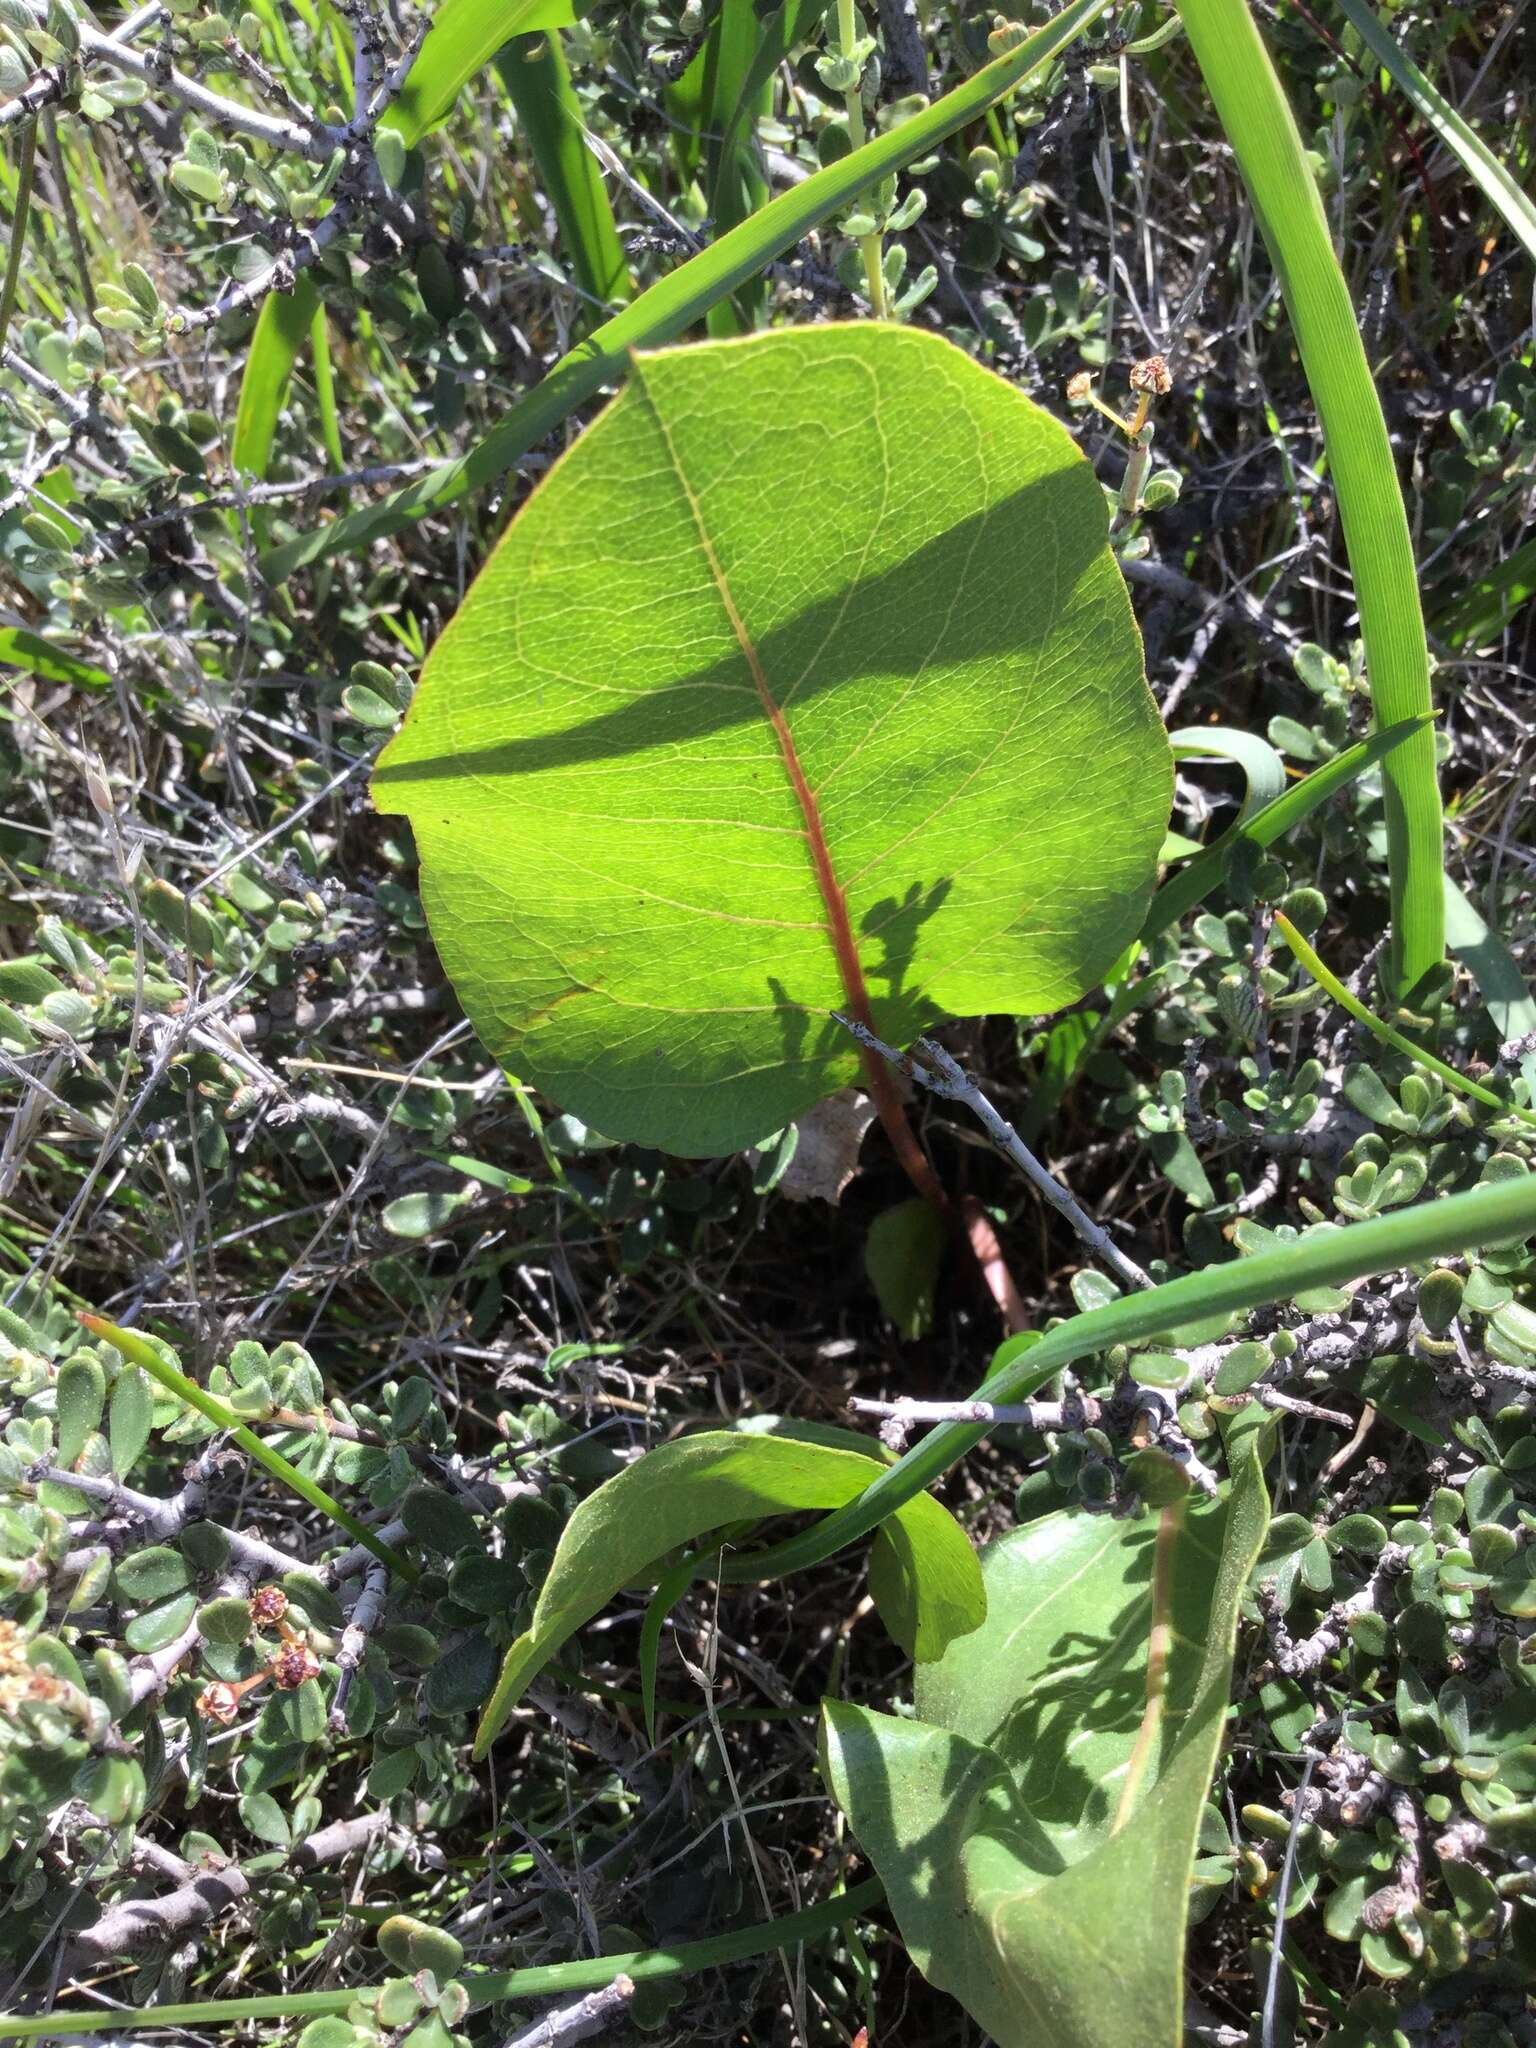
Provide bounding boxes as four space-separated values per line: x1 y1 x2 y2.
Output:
79 1314 419 1579
1272 914 1536 1132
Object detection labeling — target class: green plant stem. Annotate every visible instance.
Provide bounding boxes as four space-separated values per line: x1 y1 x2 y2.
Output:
262 0 1110 581
835 0 886 314
78 1315 418 1580
1272 913 1536 1130
0 1879 885 2038
719 1171 1536 1584
0 118 38 361
1175 0 1444 1005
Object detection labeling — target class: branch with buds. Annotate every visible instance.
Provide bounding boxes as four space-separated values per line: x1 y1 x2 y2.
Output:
1066 354 1176 529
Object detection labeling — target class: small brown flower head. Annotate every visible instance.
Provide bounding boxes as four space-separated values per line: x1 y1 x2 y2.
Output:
197 1681 242 1725
1065 370 1094 404
249 1585 289 1628
271 1641 321 1691
1129 353 1173 397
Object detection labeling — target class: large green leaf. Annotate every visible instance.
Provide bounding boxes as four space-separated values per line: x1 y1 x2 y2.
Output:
474 1428 985 1753
821 1455 1269 2048
383 0 578 149
374 325 1170 1154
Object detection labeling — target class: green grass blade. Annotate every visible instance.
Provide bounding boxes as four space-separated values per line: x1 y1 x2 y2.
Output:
79 1315 418 1580
494 34 632 312
0 626 110 692
1443 875 1536 1044
1141 715 1432 941
1275 912 1536 1126
1331 0 1536 265
719 1169 1536 1584
1175 0 1445 1005
261 0 1112 582
0 1879 885 2038
1170 724 1286 816
232 277 320 479
1432 533 1536 649
701 0 774 334
383 0 578 150
309 295 345 471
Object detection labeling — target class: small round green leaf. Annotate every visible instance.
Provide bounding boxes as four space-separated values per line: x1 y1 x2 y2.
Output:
124 1590 198 1652
109 1363 154 1476
114 1544 194 1604
56 1355 105 1468
198 1595 255 1645
378 1915 464 1979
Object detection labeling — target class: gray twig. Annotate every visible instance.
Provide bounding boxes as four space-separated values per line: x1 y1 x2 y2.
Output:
502 1976 636 2048
849 1393 1087 1430
1258 1544 1411 1677
833 1013 1152 1290
329 1558 389 1731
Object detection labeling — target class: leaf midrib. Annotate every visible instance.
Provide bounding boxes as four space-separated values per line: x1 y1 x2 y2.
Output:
632 369 881 1043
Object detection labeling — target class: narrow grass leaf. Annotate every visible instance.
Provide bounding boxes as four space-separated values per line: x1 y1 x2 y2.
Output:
494 35 631 309
0 626 110 692
232 277 319 479
1175 0 1444 1002
309 295 345 471
700 0 773 334
382 0 578 149
261 0 1112 580
1433 533 1536 649
1330 0 1536 264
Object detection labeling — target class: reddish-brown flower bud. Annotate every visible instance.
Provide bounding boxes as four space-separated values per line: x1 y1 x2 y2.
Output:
271 1642 321 1690
1129 353 1172 396
249 1585 289 1627
1065 370 1094 403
